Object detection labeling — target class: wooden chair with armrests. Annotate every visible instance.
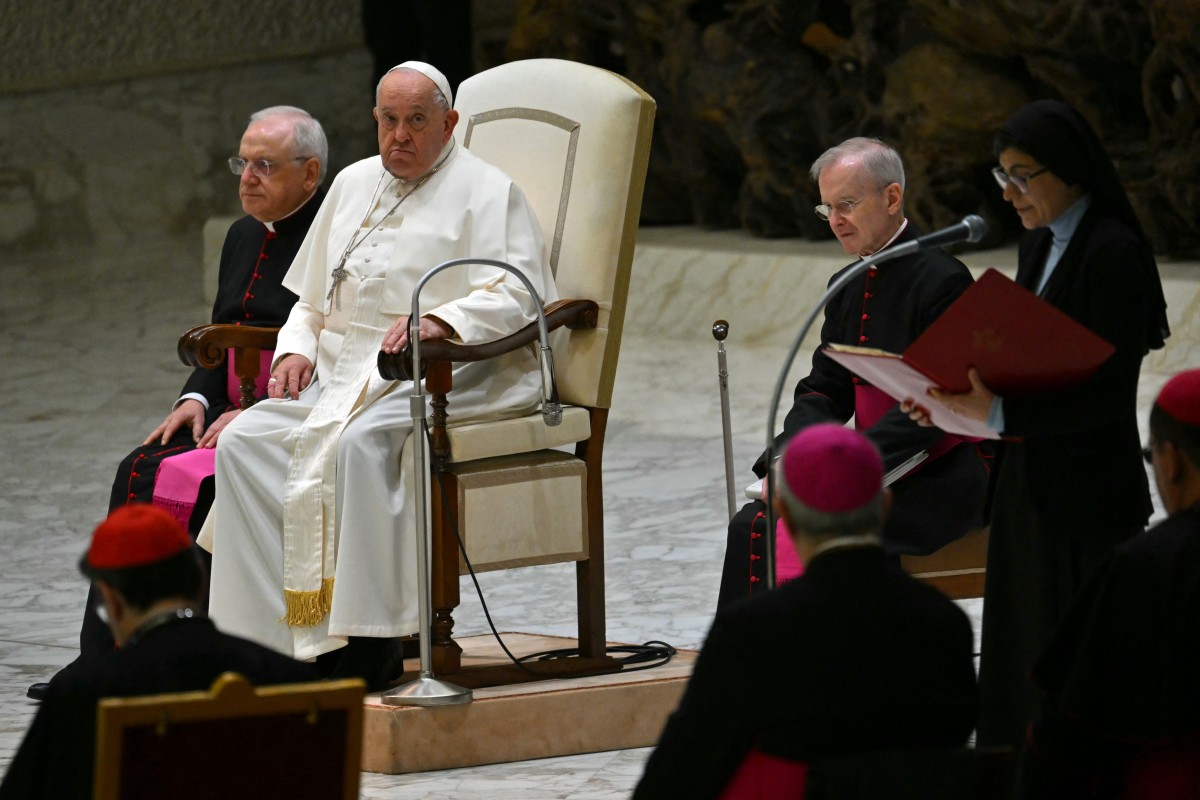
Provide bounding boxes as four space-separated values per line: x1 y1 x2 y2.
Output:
180 59 656 688
93 672 364 800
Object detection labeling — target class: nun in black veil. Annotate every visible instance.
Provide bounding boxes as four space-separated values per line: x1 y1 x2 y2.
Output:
906 99 1170 749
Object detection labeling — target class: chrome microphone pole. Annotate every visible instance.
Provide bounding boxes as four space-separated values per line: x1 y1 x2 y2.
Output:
383 258 558 708
382 310 472 707
713 320 738 519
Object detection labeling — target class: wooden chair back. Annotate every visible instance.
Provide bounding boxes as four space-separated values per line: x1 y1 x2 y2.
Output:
93 672 364 800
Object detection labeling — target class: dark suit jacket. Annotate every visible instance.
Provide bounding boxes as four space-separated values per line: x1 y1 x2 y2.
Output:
636 546 979 799
183 191 322 421
0 616 318 800
761 224 989 553
1001 205 1158 534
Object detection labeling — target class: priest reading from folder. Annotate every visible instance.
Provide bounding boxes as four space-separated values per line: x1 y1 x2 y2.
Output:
197 61 557 690
716 136 990 611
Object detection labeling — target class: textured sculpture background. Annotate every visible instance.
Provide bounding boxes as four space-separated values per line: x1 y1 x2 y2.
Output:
507 0 1199 255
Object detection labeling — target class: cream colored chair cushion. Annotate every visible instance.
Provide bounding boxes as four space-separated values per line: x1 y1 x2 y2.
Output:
445 405 591 463
449 451 587 573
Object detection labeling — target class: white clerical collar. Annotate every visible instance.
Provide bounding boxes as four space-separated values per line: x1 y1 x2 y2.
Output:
262 189 319 231
809 533 882 561
859 218 908 260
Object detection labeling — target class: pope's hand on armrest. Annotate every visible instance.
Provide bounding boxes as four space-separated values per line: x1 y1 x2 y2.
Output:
269 354 313 400
380 314 456 355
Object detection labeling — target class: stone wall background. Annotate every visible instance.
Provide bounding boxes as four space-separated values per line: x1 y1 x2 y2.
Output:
506 0 1200 256
0 0 378 260
2 0 1195 264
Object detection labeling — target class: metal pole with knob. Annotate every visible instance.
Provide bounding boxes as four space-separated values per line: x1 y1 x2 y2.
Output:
712 320 738 520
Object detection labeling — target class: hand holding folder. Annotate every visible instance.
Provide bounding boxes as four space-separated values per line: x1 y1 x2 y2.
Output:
824 269 1116 438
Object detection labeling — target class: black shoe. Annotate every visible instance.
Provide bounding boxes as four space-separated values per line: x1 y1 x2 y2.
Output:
329 637 404 692
26 682 49 702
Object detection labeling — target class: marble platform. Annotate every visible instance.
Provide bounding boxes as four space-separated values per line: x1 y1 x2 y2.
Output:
1 225 1196 797
363 634 693 775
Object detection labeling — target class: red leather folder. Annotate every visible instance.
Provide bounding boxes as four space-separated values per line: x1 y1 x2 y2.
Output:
824 268 1115 439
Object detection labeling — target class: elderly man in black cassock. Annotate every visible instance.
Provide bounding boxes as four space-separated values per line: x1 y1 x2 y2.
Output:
26 106 327 702
717 136 990 609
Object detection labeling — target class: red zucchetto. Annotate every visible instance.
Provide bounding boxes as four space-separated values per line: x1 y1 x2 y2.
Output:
1155 369 1200 427
84 504 193 571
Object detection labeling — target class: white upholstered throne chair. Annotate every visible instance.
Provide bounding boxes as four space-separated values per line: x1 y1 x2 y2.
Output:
181 59 656 687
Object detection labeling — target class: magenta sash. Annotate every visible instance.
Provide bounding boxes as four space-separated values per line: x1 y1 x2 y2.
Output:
775 518 805 585
151 349 273 529
720 747 809 799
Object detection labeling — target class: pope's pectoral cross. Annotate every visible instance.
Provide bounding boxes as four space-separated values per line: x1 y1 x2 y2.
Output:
326 260 349 310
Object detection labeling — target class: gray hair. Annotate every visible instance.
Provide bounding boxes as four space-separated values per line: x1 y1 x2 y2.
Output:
374 68 450 112
249 105 328 184
809 136 906 193
774 459 886 537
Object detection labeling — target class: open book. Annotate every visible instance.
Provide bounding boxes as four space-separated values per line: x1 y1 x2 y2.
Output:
823 269 1116 439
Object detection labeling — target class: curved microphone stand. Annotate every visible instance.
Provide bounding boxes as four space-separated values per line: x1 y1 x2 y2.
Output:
383 258 559 707
760 215 986 589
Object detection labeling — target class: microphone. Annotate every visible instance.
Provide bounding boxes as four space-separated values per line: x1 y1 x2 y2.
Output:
874 215 987 264
915 214 987 249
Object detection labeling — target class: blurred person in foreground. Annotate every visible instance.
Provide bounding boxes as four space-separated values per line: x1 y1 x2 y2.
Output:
636 424 978 799
0 505 318 800
1020 369 1200 798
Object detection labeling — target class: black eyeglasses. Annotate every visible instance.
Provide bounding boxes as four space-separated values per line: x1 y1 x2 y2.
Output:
992 166 1048 195
228 156 309 177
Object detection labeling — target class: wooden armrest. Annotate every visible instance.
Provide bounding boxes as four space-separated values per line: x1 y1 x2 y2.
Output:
178 324 281 369
377 298 598 381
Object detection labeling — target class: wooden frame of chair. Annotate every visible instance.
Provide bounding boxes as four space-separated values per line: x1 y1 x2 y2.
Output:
94 672 364 800
376 299 616 684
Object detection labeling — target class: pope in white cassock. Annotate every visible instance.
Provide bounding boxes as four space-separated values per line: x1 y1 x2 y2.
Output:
199 61 556 687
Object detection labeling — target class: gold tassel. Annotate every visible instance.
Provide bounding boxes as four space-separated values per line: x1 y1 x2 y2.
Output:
321 576 334 613
283 578 336 627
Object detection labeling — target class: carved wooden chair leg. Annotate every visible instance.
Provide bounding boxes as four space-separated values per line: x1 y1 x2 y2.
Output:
575 409 608 659
430 470 463 676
